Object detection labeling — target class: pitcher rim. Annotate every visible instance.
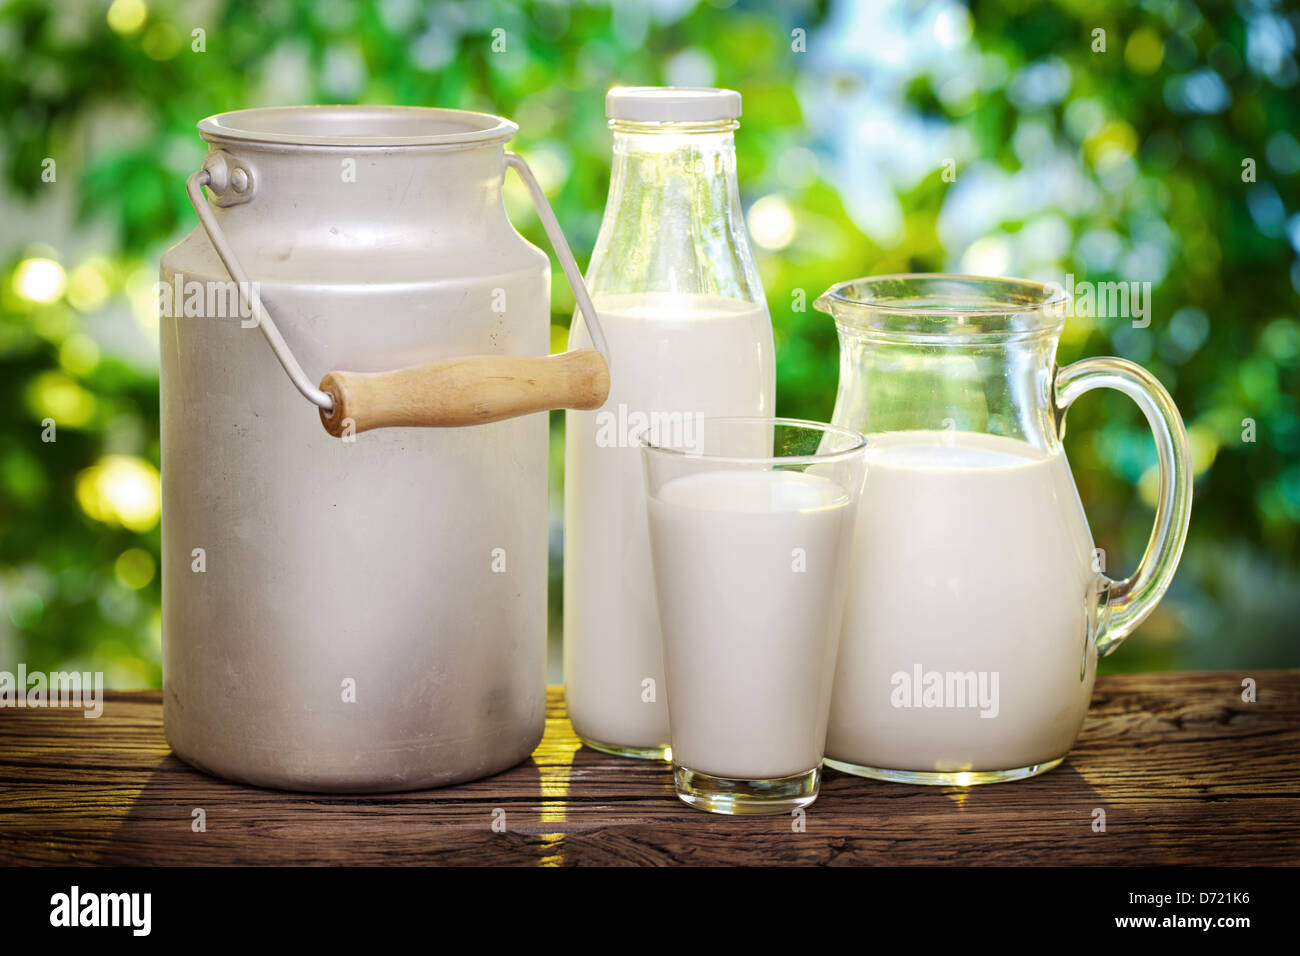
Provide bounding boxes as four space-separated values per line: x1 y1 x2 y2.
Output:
815 273 1070 341
197 104 518 149
818 273 1068 315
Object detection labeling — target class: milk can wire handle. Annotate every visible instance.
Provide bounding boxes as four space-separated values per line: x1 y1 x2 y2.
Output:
505 152 610 362
186 154 610 431
184 166 335 411
1054 356 1193 657
316 157 611 435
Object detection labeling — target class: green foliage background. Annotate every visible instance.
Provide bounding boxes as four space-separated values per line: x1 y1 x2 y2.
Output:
0 0 1296 686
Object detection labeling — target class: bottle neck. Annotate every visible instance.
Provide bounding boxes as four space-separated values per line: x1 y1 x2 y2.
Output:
586 123 763 303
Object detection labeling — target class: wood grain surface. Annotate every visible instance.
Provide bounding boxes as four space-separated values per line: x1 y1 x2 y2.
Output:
0 672 1296 866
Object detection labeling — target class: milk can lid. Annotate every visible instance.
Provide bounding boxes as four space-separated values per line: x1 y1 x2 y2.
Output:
605 87 742 122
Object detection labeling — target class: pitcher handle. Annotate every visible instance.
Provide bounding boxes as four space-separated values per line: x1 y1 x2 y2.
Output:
184 151 611 434
1054 356 1193 656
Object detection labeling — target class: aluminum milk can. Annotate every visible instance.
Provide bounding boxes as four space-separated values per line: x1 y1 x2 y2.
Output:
159 105 609 792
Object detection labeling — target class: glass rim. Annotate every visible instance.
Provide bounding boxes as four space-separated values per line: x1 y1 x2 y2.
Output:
635 416 868 467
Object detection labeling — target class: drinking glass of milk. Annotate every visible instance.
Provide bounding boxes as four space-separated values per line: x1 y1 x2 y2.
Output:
815 274 1193 785
639 418 867 814
565 87 775 761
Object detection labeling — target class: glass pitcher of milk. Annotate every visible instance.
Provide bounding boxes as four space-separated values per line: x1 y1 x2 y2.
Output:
815 274 1192 785
565 88 776 759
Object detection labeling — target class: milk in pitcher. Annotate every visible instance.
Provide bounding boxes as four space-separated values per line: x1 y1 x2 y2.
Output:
825 430 1107 776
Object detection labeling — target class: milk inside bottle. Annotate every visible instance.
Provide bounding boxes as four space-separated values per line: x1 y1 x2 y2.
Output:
564 88 775 758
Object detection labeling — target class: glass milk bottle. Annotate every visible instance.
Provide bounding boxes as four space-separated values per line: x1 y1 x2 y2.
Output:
565 87 775 759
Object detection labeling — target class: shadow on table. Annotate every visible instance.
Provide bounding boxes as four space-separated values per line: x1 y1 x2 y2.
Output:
97 746 1154 866
96 751 549 866
527 751 1159 865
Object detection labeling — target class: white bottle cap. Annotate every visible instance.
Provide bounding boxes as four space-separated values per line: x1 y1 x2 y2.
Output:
605 87 742 123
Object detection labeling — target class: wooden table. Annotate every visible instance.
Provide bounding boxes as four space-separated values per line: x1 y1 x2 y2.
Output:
1 672 1296 866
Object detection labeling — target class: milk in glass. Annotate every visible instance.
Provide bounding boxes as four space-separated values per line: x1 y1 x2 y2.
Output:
648 469 856 779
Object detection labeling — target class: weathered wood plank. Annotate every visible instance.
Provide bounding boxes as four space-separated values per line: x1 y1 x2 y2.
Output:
0 673 1295 865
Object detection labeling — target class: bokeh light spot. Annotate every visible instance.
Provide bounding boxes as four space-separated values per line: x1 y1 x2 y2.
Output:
960 235 1011 276
6 588 44 629
75 455 161 532
141 21 181 60
66 261 110 312
1125 28 1164 75
747 195 797 250
59 334 101 376
107 0 147 34
26 371 96 426
13 258 66 303
114 548 156 590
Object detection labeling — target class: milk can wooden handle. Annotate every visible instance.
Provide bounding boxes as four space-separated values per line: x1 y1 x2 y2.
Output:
318 349 610 435
316 152 612 437
187 151 611 436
